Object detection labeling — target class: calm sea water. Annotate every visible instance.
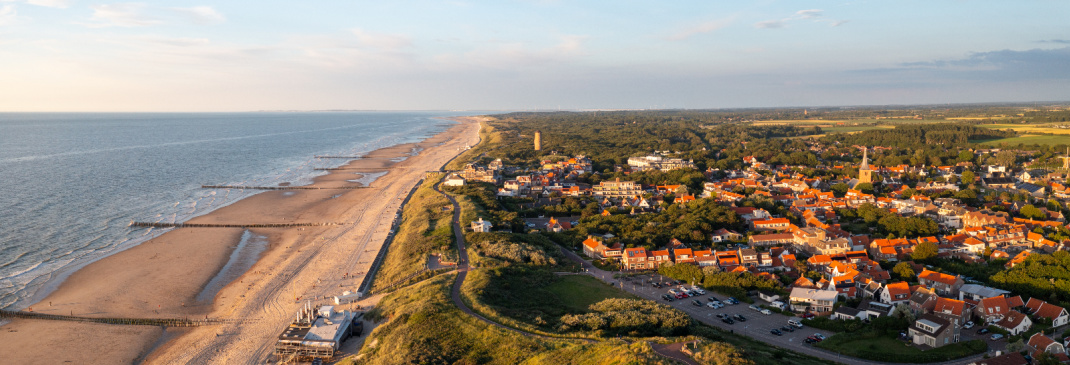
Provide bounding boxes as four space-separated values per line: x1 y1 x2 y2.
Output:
0 111 474 310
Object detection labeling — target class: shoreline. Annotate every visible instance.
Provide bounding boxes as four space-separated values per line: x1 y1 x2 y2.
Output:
0 116 485 364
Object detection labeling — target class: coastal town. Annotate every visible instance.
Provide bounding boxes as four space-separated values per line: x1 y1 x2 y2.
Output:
441 118 1070 364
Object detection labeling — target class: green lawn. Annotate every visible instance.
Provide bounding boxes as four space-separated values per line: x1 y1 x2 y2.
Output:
822 125 889 133
545 275 636 311
816 333 986 363
975 135 1070 146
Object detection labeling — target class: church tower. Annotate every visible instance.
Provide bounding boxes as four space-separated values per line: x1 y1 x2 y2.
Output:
534 131 542 151
858 148 873 184
1063 147 1069 169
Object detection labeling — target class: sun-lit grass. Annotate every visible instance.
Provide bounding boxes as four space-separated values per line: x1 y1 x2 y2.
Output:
370 178 455 291
545 275 636 312
977 124 1070 135
977 135 1070 146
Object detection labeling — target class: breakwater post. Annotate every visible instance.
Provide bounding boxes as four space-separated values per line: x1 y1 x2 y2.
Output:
200 185 366 190
0 309 243 327
130 222 340 228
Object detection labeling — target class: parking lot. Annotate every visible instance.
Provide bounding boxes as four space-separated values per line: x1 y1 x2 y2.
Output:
616 274 836 347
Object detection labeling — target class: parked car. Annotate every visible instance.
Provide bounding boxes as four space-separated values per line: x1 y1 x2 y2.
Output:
990 334 1004 341
749 304 762 312
800 312 815 319
963 321 975 329
813 333 826 341
781 325 794 332
722 317 734 324
734 314 747 322
726 297 738 304
976 328 990 335
760 309 772 315
770 329 783 336
805 335 822 343
692 299 703 306
716 313 727 319
706 301 719 308
788 319 804 328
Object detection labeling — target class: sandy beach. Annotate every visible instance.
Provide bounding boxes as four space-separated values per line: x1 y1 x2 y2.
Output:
0 116 483 364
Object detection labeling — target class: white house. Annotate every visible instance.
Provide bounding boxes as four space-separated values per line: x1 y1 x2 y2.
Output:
789 287 838 313
444 174 466 187
471 218 493 233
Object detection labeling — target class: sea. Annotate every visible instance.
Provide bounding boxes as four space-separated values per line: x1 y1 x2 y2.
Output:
0 111 478 310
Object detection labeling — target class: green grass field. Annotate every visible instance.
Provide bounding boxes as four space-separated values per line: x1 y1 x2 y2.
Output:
977 135 1070 146
822 125 892 133
545 275 636 311
816 333 986 363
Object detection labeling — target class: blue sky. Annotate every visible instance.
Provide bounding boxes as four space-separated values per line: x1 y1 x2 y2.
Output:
1 0 1068 111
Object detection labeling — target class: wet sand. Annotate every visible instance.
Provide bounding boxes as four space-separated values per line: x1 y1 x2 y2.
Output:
0 116 485 364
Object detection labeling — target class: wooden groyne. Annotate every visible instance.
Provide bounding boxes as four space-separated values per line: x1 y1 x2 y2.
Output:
313 167 387 171
130 222 340 228
0 309 241 327
201 185 366 190
314 155 363 159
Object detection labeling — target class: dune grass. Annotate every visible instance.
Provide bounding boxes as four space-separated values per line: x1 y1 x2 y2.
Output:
352 274 674 365
370 177 455 292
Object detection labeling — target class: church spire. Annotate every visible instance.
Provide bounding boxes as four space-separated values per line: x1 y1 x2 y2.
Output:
860 148 870 171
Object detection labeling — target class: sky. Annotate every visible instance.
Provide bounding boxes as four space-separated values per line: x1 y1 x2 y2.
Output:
0 1 1068 111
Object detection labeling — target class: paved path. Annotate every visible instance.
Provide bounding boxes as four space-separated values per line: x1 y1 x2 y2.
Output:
433 181 593 344
650 342 701 365
558 247 992 365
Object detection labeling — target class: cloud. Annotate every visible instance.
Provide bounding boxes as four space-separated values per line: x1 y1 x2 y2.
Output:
0 4 16 25
882 47 1070 82
758 9 848 29
86 3 158 27
350 28 412 49
666 18 732 41
1039 39 1070 44
137 35 210 47
795 9 822 19
25 0 69 8
171 6 224 25
754 20 785 29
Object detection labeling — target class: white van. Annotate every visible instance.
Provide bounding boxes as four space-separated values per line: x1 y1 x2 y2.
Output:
788 319 803 328
771 301 786 310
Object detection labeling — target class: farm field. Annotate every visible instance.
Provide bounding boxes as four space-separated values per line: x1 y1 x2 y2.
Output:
977 124 1070 135
977 135 1070 146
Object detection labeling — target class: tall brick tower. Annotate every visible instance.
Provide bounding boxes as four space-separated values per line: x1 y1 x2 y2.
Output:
534 131 542 151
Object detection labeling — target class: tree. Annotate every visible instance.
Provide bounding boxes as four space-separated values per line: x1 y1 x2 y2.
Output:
1004 339 1025 353
893 262 916 280
794 259 809 275
995 150 1017 167
912 241 939 261
961 170 975 185
855 182 874 195
1020 204 1045 220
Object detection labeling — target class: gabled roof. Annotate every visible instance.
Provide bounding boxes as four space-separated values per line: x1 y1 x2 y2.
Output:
997 310 1030 329
980 296 1010 316
933 297 966 316
885 282 910 299
917 269 960 286
1027 333 1058 352
1026 298 1068 321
